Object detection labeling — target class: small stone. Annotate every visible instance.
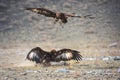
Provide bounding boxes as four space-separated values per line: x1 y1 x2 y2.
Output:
114 56 120 60
108 42 118 47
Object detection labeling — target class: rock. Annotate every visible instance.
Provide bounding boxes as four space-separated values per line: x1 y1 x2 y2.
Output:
101 56 120 61
108 42 118 47
117 77 120 80
20 72 27 76
118 67 120 73
114 56 120 60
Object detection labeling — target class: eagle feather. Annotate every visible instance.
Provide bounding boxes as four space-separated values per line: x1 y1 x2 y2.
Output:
26 47 82 66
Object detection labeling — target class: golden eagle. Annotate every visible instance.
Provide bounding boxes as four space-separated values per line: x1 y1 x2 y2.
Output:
25 7 94 24
26 47 82 66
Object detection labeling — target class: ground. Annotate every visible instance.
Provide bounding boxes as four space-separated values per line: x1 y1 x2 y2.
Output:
0 50 120 80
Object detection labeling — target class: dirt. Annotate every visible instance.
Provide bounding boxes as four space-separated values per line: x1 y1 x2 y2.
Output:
0 51 120 80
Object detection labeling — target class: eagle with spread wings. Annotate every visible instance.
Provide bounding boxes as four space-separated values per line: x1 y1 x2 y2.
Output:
26 47 82 66
25 7 94 24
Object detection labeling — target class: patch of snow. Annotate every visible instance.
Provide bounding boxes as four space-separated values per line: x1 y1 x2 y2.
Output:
55 68 75 73
82 58 97 60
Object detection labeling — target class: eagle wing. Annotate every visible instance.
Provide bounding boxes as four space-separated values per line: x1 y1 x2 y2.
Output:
54 49 82 61
26 47 48 64
64 13 95 19
25 8 56 18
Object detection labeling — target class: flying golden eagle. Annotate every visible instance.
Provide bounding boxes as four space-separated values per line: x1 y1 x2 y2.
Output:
26 47 82 66
25 7 94 24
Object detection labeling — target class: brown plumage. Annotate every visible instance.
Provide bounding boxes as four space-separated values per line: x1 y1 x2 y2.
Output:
25 7 94 24
43 48 82 66
26 47 82 66
26 47 49 64
49 48 82 62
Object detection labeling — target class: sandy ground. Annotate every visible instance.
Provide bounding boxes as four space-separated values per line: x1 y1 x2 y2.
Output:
0 50 120 80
